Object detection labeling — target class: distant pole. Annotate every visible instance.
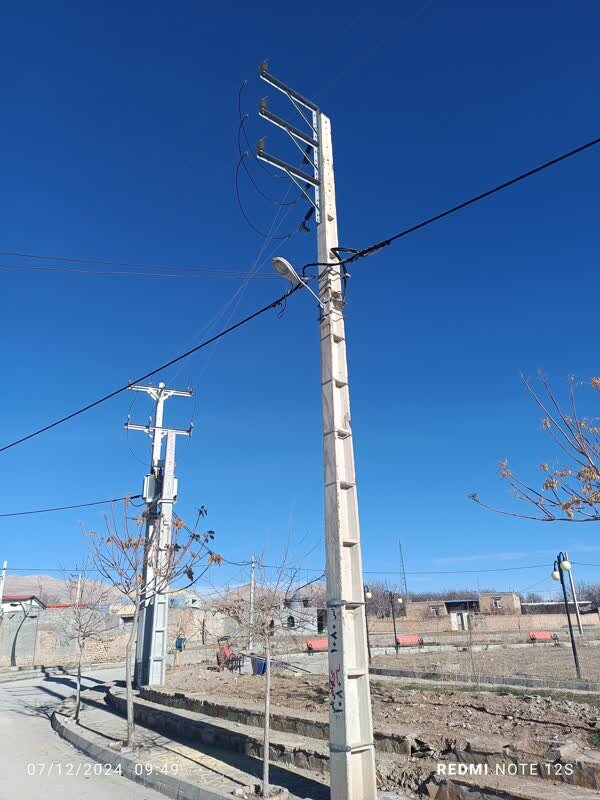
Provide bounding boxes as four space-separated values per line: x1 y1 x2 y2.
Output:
75 574 82 606
565 551 583 635
0 561 7 616
399 541 409 603
248 555 256 651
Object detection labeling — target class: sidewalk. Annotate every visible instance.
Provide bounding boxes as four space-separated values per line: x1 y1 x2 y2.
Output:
53 687 331 800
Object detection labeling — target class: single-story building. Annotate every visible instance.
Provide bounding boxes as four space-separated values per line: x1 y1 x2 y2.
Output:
1 594 47 614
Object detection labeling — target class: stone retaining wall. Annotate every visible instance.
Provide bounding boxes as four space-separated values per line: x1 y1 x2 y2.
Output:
132 688 600 793
106 687 331 774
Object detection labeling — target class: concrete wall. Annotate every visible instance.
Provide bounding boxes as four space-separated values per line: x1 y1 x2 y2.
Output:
368 611 600 644
0 608 129 668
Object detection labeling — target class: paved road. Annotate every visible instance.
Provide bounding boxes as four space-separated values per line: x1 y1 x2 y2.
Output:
0 666 163 800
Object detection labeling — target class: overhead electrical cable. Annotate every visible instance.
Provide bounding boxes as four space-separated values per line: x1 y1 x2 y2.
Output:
302 135 600 274
0 494 141 518
2 136 598 455
0 261 277 281
0 283 302 454
0 250 276 275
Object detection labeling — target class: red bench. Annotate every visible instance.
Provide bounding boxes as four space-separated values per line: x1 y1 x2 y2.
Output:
216 644 244 672
306 638 328 654
528 630 558 643
395 635 424 648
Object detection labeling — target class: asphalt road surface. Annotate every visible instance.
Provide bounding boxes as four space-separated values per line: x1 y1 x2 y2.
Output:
0 666 163 800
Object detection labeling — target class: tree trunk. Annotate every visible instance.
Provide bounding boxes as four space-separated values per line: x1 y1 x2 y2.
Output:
125 600 139 747
74 649 82 723
262 634 271 796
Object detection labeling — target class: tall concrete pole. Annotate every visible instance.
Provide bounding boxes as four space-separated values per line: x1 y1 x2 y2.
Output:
317 112 377 800
257 65 377 799
248 554 256 651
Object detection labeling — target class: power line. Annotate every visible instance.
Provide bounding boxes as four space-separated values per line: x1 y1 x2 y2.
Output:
304 134 600 272
0 259 277 281
235 153 299 240
0 494 141 518
3 136 598 456
0 283 301 455
0 250 276 275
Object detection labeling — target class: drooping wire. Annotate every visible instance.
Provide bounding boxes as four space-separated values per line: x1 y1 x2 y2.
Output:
0 494 141 518
237 117 301 207
234 153 297 240
238 80 277 177
0 283 302 455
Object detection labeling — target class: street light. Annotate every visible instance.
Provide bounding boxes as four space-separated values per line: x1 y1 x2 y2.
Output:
272 257 325 309
551 551 582 679
388 591 402 656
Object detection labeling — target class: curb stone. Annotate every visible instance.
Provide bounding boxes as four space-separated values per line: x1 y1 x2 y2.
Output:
51 707 234 800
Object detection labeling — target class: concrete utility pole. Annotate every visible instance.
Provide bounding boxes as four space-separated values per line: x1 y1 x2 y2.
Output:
0 561 7 617
126 382 193 686
258 64 377 800
248 554 256 651
399 540 409 604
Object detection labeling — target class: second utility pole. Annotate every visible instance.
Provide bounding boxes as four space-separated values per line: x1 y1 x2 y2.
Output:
248 554 256 651
126 381 192 686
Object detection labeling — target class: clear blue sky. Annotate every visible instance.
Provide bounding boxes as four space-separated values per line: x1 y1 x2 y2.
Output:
1 1 599 597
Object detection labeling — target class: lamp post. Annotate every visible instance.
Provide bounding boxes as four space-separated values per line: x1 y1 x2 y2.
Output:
9 600 36 668
552 552 582 679
364 586 372 664
389 592 402 655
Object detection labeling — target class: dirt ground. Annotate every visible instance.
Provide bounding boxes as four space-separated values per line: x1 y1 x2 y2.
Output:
165 664 599 756
371 642 600 682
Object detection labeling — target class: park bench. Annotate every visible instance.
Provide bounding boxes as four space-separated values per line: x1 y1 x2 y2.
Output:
395 634 424 649
306 638 328 654
528 630 558 643
216 641 244 673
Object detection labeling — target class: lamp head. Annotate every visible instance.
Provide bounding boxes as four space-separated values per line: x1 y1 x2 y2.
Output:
364 588 372 600
551 569 561 581
272 257 301 285
560 559 572 572
397 597 403 604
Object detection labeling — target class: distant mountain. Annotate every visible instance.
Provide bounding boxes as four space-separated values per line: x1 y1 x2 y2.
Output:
3 573 119 604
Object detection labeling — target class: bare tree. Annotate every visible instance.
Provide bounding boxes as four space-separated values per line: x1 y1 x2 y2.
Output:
36 578 62 607
61 560 111 722
212 555 311 797
89 499 218 747
472 373 600 522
